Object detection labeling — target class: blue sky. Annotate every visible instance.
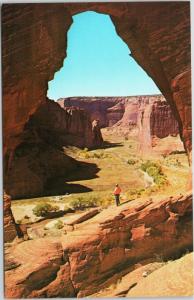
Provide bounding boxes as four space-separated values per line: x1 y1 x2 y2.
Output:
47 11 161 100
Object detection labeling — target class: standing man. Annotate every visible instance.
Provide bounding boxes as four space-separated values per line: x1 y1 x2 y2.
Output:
114 184 121 206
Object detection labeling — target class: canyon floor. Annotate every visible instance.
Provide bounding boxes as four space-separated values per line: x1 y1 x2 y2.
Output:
7 129 193 298
11 128 189 223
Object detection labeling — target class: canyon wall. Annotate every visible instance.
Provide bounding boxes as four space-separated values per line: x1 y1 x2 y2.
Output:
2 2 191 239
29 99 102 149
57 97 124 127
150 100 179 138
4 99 103 200
58 95 179 139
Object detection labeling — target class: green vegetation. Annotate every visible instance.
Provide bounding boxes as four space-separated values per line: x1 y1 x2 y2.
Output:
140 160 168 186
69 192 114 210
78 148 109 159
164 157 182 167
127 159 137 165
54 220 64 230
126 188 145 201
33 203 59 217
70 195 98 210
12 133 189 224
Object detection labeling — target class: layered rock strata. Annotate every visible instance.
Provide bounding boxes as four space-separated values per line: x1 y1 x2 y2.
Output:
5 193 192 298
57 97 124 127
29 99 100 149
59 95 180 150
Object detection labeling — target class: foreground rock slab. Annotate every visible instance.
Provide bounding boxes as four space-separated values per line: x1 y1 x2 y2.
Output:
5 193 192 298
91 261 165 297
127 252 193 297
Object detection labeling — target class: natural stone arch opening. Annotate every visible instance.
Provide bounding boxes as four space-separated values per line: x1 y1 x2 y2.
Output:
47 10 161 100
2 2 191 241
2 2 191 166
45 4 190 157
46 9 183 160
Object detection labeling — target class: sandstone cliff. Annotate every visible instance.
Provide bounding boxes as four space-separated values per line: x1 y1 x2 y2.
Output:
58 95 179 140
4 99 103 201
57 97 123 127
30 99 100 149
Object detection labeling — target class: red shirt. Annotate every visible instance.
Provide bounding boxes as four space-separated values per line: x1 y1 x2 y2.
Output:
114 187 121 195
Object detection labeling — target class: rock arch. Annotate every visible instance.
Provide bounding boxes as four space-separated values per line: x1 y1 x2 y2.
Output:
2 2 191 240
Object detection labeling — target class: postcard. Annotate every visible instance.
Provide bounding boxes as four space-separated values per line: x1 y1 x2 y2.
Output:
2 1 193 298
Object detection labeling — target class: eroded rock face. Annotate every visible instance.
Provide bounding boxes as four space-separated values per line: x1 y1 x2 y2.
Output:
30 99 97 149
3 192 17 242
150 100 179 138
92 120 104 148
137 96 180 155
59 95 179 136
57 97 124 127
5 140 78 200
4 98 104 199
5 193 193 298
60 95 180 156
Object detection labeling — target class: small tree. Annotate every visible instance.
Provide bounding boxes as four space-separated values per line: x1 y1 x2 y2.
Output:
33 203 59 217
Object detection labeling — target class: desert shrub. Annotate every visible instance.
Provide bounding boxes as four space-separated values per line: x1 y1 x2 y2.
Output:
78 148 89 158
164 157 182 167
97 194 113 208
90 151 109 159
78 148 109 159
24 215 30 219
127 159 137 165
129 188 145 196
54 220 64 230
126 188 145 200
140 161 167 186
33 203 59 217
70 196 98 210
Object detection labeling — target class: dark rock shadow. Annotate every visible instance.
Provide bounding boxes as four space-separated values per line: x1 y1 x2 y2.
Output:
45 181 93 196
64 161 100 181
120 199 134 206
102 141 123 149
45 161 100 196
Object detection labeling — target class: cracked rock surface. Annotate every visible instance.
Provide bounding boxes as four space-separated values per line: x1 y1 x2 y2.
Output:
5 193 193 298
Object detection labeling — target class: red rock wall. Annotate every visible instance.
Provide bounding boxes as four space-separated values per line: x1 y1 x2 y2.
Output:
3 193 18 242
31 99 96 149
59 95 179 135
150 100 179 138
57 97 124 127
4 99 103 199
137 96 180 155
